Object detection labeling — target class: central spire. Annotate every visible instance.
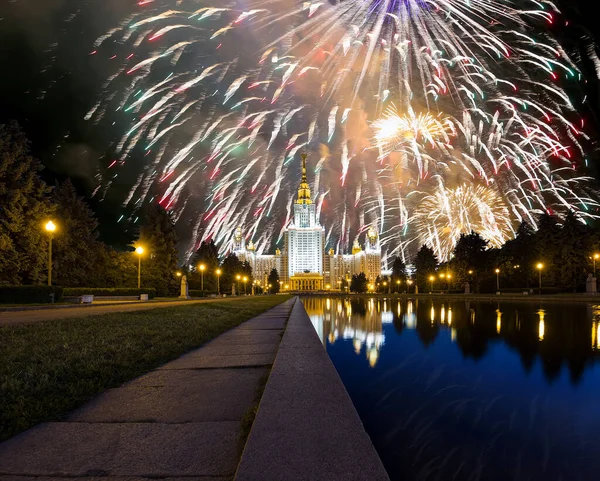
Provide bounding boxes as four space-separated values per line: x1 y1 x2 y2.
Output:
296 152 312 205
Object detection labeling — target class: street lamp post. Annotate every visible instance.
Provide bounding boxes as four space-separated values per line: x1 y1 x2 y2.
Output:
593 254 600 275
243 276 248 295
199 264 206 294
216 268 222 295
495 268 500 292
135 246 144 289
236 274 241 295
396 279 401 293
45 221 57 286
407 279 413 294
536 263 544 295
429 275 435 293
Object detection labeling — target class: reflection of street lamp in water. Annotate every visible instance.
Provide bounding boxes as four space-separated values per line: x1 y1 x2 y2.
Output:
538 309 545 340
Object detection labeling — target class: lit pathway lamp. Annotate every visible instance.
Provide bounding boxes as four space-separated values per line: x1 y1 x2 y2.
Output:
495 268 500 292
396 279 401 293
135 246 144 289
243 276 248 295
216 268 222 295
383 281 388 294
236 274 241 295
45 221 57 286
199 263 206 294
593 254 600 275
407 279 413 293
536 263 544 295
429 275 435 293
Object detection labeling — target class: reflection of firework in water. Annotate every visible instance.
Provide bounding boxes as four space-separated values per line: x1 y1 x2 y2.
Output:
414 184 515 261
88 1 599 261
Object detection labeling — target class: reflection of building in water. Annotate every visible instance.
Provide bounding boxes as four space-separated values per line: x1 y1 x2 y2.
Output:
304 297 385 367
304 297 600 382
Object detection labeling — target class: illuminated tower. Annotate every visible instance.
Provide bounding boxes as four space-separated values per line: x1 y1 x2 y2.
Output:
284 153 325 290
365 226 382 282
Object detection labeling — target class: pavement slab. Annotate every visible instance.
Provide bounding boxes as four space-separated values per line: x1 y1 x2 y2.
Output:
184 343 280 357
159 353 275 370
68 368 268 423
235 318 287 330
0 422 240 477
206 330 283 346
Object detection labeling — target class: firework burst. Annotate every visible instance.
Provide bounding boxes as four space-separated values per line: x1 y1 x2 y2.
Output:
413 184 515 261
87 0 598 262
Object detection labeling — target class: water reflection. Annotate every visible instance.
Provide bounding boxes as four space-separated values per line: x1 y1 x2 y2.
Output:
302 297 600 481
304 297 600 382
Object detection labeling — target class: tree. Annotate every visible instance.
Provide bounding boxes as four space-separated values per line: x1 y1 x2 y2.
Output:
51 180 104 287
500 221 536 288
555 212 591 291
190 239 219 291
0 122 53 285
221 253 244 294
350 272 368 293
267 268 280 293
138 204 179 296
533 213 561 285
391 257 407 291
95 247 137 288
451 231 489 292
414 245 438 292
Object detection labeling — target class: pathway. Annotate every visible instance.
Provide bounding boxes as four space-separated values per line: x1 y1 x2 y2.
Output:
0 298 296 480
0 297 249 327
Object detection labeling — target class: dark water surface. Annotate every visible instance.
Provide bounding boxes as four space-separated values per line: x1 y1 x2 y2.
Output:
301 297 600 481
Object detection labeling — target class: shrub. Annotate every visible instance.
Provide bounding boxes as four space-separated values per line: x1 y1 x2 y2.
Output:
0 286 64 304
62 288 157 299
189 290 218 298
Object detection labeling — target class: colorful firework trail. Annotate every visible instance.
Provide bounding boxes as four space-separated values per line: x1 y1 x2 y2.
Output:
88 0 599 262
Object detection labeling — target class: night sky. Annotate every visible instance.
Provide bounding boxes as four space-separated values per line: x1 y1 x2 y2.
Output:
1 0 600 247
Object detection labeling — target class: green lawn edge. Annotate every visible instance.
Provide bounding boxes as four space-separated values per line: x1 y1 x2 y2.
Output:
0 295 292 442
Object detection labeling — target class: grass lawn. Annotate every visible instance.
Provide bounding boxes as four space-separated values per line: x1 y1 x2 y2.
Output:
0 295 291 442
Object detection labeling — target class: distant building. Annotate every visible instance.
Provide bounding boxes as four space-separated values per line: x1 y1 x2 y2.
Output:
232 154 382 291
325 227 382 288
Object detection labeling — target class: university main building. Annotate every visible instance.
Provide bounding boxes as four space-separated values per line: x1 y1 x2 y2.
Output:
232 155 382 291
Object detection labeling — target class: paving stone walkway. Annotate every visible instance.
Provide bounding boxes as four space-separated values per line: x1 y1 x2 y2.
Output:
0 297 296 481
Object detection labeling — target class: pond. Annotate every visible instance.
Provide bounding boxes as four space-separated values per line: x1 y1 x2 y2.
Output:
302 296 600 481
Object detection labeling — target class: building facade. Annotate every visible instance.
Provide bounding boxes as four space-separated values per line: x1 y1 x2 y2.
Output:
232 154 382 291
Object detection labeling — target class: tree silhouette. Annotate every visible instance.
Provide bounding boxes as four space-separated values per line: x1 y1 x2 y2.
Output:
138 204 179 296
414 245 438 292
0 122 53 285
350 272 368 293
267 268 280 293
